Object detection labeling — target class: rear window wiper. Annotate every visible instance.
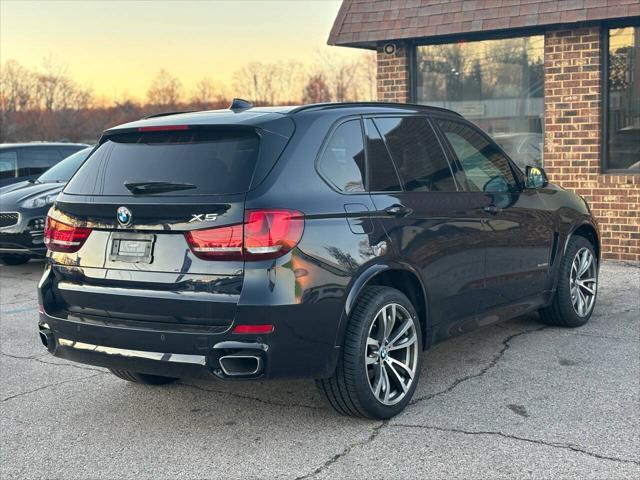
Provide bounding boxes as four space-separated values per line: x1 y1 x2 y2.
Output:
124 181 197 194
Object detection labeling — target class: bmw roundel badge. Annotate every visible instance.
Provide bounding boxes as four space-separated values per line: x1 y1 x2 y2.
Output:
117 206 132 226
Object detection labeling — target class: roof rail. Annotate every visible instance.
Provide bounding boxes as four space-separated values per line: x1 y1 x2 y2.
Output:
229 98 254 112
288 101 463 117
143 110 196 119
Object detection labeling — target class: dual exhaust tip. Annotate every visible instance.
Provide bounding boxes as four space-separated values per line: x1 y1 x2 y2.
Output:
218 354 263 377
39 328 56 353
213 342 267 378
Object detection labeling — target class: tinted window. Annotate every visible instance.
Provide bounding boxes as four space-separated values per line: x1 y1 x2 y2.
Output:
374 116 456 192
437 119 518 193
38 148 91 183
0 150 18 179
17 148 62 177
606 25 639 172
365 119 402 192
318 120 366 192
65 130 260 196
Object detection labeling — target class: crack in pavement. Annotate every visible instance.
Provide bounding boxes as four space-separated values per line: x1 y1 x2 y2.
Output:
295 421 388 480
2 373 104 402
410 326 547 405
179 381 323 412
391 423 640 466
0 351 107 373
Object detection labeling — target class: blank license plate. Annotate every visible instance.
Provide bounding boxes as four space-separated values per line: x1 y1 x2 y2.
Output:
110 235 155 263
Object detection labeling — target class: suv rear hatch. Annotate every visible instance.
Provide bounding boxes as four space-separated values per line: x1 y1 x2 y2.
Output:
44 122 292 333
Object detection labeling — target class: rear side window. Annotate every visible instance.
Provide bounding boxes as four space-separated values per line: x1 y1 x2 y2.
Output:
0 150 18 179
373 116 457 192
317 120 366 193
365 119 402 192
65 130 260 196
17 148 62 177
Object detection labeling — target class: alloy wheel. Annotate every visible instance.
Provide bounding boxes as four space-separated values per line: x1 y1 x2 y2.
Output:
569 247 597 317
365 303 419 405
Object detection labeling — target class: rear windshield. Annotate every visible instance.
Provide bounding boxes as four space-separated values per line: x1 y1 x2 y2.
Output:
64 129 260 196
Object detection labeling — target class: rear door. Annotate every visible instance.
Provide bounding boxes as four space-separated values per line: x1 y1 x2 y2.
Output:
434 118 554 315
365 115 486 338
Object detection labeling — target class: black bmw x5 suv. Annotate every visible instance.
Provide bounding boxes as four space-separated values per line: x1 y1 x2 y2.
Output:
38 101 600 419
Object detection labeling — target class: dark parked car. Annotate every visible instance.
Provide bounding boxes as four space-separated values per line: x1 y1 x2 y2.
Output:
0 142 88 187
0 147 92 265
38 102 600 419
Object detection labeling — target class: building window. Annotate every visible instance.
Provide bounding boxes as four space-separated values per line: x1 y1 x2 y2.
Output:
605 25 640 173
415 36 544 170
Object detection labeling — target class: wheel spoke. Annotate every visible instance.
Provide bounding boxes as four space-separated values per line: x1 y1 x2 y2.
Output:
385 361 409 393
579 283 595 295
380 364 391 403
372 364 383 397
387 356 414 380
388 332 417 351
387 317 413 348
383 305 396 340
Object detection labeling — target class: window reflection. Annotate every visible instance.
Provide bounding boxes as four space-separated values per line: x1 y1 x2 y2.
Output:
416 36 544 169
607 26 640 172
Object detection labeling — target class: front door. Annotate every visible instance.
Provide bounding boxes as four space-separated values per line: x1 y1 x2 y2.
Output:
434 118 554 317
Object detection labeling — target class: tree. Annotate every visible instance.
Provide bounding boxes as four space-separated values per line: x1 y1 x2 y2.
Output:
190 77 227 108
302 74 331 103
147 69 183 107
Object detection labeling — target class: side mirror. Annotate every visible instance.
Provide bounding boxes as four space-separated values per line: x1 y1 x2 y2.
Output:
525 165 548 189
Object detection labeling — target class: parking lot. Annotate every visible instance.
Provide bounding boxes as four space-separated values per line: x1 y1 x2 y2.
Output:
0 260 638 479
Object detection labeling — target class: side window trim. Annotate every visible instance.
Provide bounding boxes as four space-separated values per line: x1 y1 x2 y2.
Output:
314 115 368 195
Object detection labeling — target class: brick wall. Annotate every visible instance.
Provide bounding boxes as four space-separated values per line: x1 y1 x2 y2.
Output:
376 43 410 102
544 27 640 262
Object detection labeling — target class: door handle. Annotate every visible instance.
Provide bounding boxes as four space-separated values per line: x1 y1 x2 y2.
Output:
385 204 411 217
483 205 501 215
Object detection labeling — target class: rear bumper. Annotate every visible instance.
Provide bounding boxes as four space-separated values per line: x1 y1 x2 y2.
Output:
38 310 339 380
37 263 342 380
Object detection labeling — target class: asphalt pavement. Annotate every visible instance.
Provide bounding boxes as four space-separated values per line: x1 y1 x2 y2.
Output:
1 260 638 479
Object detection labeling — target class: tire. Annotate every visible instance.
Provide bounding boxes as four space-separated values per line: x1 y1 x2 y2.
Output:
539 236 598 327
0 255 31 265
109 369 178 385
317 286 423 419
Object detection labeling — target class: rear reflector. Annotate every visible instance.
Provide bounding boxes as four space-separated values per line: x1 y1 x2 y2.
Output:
138 125 189 132
232 324 274 334
44 217 92 253
185 209 304 261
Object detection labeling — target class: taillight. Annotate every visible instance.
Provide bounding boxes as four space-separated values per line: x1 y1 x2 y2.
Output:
185 209 304 261
244 209 304 260
44 217 92 253
185 224 243 260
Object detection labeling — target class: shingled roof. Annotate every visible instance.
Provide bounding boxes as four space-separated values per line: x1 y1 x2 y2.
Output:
328 0 640 47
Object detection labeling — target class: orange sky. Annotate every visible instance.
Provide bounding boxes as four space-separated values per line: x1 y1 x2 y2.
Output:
1 0 362 100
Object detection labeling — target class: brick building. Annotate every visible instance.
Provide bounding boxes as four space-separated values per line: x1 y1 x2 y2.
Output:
329 0 639 261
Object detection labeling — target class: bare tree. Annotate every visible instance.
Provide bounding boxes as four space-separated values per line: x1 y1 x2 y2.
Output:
147 69 183 107
190 77 228 108
302 74 332 104
0 60 38 112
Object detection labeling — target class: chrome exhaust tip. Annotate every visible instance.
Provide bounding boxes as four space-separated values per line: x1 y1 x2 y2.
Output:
218 354 262 377
38 328 56 353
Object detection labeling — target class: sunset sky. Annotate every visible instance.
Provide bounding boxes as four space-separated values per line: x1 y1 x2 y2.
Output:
1 0 360 101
